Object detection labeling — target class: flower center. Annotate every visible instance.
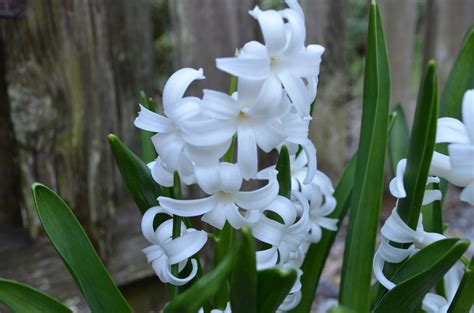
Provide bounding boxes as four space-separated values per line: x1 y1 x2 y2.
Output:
270 56 279 69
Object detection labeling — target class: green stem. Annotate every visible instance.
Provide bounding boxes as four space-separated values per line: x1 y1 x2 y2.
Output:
170 172 182 300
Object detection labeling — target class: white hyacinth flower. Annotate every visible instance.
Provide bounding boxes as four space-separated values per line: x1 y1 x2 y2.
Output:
158 163 279 230
134 68 231 185
198 78 287 179
198 302 231 313
430 89 474 205
216 0 324 118
141 207 207 286
253 192 309 269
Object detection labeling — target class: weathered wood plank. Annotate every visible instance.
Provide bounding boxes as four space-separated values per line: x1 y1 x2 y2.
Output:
0 35 21 229
1 0 154 259
303 0 350 179
168 0 257 93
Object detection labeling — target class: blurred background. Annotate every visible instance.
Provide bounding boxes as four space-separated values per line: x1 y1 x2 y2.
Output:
0 0 473 312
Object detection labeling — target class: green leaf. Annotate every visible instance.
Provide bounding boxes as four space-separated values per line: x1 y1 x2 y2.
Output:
108 134 162 214
448 257 474 313
396 61 438 229
230 227 257 313
276 145 291 199
373 238 470 313
213 223 235 309
138 91 158 163
32 184 132 313
339 3 390 311
257 268 297 313
164 250 234 313
0 279 72 313
439 25 474 119
388 104 409 175
290 154 357 313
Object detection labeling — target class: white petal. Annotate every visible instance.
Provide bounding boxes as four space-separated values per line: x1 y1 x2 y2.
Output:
216 57 270 80
152 132 184 170
278 73 311 117
448 144 474 186
185 141 230 166
246 75 283 116
253 121 287 153
241 41 268 58
183 118 236 147
249 7 287 55
158 195 217 217
436 117 469 144
195 163 221 194
141 206 169 243
301 141 317 184
256 247 278 270
134 105 173 132
162 259 199 286
202 89 241 119
163 68 204 113
150 158 174 187
235 171 279 210
219 163 243 193
389 159 407 198
318 217 338 231
280 45 324 77
285 0 304 20
226 203 260 229
429 152 452 180
202 201 228 230
422 190 442 205
237 78 264 105
462 89 474 143
237 124 258 180
164 230 208 265
460 182 474 205
280 8 305 54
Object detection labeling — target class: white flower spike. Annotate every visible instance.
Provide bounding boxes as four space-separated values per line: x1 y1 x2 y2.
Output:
141 207 207 286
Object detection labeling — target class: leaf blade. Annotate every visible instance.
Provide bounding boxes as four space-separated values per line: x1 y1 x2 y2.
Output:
230 227 257 313
32 183 132 313
0 279 72 313
373 238 470 313
257 268 297 313
108 134 162 214
339 3 391 311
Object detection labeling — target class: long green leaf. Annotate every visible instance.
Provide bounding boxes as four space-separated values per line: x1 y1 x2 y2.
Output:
290 154 356 313
257 268 297 313
164 250 234 313
373 238 470 313
0 279 72 313
448 257 474 313
439 25 474 119
397 61 438 228
339 3 390 311
230 227 257 313
32 184 132 313
108 134 162 214
388 104 409 175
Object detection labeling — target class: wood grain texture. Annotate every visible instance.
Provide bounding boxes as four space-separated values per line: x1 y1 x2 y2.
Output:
168 0 257 93
1 0 154 258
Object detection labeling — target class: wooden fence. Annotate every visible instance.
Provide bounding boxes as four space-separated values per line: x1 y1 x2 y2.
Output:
0 0 473 307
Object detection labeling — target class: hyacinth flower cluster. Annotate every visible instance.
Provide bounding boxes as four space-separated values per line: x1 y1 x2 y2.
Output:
134 1 336 311
374 90 474 312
